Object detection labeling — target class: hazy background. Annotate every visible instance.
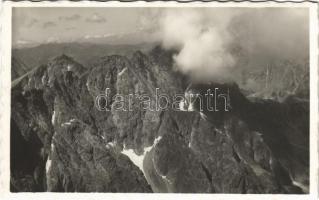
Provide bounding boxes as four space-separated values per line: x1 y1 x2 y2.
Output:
12 7 161 46
12 7 308 51
12 7 309 99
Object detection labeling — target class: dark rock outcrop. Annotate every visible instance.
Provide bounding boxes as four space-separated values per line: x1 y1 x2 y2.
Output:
10 47 309 193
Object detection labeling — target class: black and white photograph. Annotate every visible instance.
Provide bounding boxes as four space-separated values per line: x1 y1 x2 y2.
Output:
4 3 316 196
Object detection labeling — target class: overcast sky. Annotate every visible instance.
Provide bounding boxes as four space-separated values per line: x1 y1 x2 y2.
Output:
12 7 309 48
12 7 161 46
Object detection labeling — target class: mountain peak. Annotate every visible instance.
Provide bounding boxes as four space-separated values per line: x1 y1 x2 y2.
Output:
48 54 86 75
50 54 76 65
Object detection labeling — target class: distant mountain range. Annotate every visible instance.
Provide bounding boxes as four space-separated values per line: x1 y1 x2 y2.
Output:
12 42 156 80
12 42 309 101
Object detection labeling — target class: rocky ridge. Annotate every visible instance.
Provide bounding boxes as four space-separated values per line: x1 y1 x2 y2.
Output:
10 47 309 193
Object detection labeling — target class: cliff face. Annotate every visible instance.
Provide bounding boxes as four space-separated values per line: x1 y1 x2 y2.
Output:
10 47 309 193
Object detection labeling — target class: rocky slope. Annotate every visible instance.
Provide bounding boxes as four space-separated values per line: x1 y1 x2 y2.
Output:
10 47 309 193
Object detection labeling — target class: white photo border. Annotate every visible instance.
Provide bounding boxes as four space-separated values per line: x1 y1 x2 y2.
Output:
0 1 317 200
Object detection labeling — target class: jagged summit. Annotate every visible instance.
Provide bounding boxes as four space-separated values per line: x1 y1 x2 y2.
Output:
10 48 309 193
51 54 72 61
48 54 86 74
149 45 176 66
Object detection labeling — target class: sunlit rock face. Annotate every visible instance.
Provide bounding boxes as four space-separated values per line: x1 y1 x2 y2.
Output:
11 47 308 193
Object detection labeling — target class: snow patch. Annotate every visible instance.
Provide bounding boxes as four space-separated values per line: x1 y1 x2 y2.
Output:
106 142 115 149
121 149 146 173
188 101 195 111
46 142 55 175
51 111 56 125
51 143 55 152
46 157 52 174
179 101 186 111
86 81 90 91
292 181 309 193
178 99 195 111
214 128 223 135
62 122 71 127
160 175 172 184
41 75 46 85
200 112 207 120
61 118 77 127
118 67 127 76
153 136 162 146
67 64 73 71
121 136 162 175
